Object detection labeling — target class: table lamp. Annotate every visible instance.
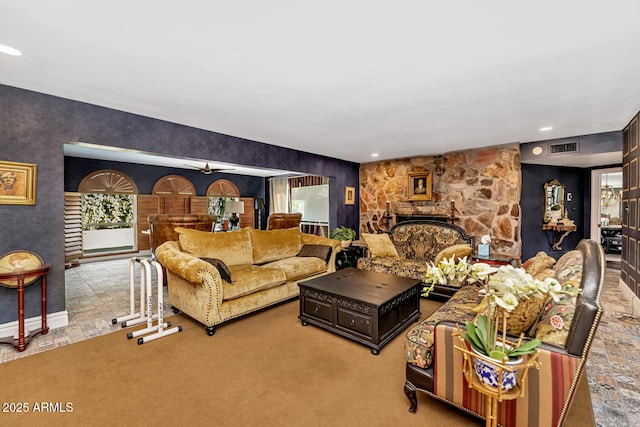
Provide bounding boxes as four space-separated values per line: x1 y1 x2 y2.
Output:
225 200 245 230
254 198 265 229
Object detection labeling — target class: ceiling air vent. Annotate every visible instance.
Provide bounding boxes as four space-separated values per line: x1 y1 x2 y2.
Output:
549 141 579 155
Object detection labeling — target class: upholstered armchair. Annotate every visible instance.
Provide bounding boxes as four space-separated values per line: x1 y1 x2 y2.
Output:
148 214 218 258
147 215 218 285
266 213 302 230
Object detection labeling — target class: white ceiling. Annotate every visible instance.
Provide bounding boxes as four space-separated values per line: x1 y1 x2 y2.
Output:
2 2 640 167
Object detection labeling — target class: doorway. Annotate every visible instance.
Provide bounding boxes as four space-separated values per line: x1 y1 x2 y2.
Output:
591 167 623 259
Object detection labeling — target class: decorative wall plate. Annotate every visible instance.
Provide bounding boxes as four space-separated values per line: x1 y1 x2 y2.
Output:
0 250 45 287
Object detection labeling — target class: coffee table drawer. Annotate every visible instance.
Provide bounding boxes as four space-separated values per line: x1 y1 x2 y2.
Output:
337 308 372 338
304 298 332 323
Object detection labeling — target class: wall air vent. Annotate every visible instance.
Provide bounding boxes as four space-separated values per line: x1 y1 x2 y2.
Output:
549 141 579 155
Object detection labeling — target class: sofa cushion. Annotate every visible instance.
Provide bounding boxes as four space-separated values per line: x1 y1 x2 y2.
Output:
404 285 483 369
361 233 400 258
297 244 332 263
222 265 286 300
434 243 472 264
176 227 254 266
201 257 233 283
358 257 431 282
262 256 327 282
249 227 302 264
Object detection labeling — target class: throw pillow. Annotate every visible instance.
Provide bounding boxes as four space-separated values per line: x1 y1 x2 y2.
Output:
297 244 332 263
522 251 556 278
434 244 472 265
201 257 233 283
529 296 577 344
361 233 400 258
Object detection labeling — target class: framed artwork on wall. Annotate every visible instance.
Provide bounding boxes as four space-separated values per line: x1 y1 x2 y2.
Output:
0 160 37 205
345 186 355 205
408 171 432 201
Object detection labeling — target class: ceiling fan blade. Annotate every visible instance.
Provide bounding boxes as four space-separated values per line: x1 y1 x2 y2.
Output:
183 162 234 174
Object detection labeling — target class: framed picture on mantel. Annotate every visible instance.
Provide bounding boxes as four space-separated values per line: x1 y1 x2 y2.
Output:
0 160 37 205
408 171 432 201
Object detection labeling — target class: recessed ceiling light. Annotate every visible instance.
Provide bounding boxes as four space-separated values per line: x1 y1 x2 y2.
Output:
539 126 553 132
0 44 23 56
532 146 543 156
371 153 379 157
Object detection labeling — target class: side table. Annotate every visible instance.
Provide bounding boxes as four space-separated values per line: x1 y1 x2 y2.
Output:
336 242 368 270
0 265 51 352
472 253 520 267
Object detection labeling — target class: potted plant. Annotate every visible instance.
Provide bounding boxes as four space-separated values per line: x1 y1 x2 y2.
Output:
329 226 357 248
421 256 495 298
460 315 541 391
459 265 580 390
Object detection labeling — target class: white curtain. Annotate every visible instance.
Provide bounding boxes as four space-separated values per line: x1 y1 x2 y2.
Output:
269 177 289 213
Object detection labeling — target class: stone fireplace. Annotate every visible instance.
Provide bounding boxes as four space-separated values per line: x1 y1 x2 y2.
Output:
359 143 521 257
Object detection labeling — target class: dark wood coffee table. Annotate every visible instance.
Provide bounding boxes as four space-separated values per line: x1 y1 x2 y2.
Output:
298 268 421 354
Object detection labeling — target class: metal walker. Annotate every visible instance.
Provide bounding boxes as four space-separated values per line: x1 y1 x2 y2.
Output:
112 257 182 344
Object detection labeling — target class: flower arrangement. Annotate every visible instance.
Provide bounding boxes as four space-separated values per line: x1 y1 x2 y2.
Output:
461 264 581 362
81 193 134 230
479 265 579 314
422 256 495 297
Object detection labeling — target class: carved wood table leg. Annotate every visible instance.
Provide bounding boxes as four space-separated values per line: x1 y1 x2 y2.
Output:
404 381 418 413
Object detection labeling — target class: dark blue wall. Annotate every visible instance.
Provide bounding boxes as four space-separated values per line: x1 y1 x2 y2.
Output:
1 84 360 324
521 164 588 260
64 158 266 197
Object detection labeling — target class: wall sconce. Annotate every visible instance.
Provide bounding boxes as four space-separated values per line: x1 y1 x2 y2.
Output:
434 156 445 176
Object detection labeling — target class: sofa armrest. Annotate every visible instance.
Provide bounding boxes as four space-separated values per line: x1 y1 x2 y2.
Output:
155 241 223 286
300 233 342 273
432 321 583 427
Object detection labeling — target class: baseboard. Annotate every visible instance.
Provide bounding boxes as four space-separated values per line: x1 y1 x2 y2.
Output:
618 279 640 314
0 311 69 337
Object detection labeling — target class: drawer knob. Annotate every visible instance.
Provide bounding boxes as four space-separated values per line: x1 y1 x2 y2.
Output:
314 306 319 313
350 319 356 326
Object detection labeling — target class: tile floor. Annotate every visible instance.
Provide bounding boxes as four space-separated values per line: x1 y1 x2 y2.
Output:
1 256 639 426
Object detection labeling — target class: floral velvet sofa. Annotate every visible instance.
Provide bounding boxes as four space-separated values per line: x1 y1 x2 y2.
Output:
357 220 475 299
403 239 606 427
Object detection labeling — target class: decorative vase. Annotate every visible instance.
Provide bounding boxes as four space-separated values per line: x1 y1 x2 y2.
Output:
340 240 352 248
471 347 522 391
499 295 548 335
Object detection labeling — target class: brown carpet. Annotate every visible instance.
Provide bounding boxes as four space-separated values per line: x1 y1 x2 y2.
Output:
0 298 593 427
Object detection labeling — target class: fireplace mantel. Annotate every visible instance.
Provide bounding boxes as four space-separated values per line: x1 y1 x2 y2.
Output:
394 213 453 224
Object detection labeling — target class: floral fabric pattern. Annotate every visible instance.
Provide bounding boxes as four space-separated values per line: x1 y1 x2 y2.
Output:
389 223 471 261
554 250 583 286
405 285 483 368
358 257 430 282
530 296 577 346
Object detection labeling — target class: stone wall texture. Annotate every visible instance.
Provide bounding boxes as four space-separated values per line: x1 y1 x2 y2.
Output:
359 143 522 257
